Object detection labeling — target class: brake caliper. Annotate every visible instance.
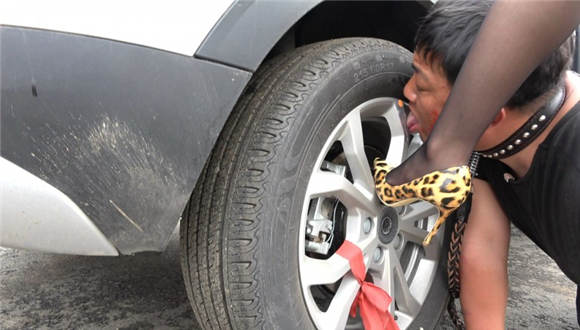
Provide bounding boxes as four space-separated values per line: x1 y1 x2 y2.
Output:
305 161 347 255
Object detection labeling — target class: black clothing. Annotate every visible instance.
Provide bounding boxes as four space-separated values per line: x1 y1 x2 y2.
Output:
476 101 580 320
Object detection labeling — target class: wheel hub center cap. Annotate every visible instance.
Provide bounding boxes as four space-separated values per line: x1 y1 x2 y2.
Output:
378 208 399 244
381 217 393 235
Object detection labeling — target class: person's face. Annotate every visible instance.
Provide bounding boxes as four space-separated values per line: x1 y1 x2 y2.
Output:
403 52 452 141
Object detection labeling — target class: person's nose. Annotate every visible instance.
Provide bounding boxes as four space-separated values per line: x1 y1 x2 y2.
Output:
403 75 416 104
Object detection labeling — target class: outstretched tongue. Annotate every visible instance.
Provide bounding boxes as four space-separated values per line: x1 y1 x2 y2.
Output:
406 111 419 133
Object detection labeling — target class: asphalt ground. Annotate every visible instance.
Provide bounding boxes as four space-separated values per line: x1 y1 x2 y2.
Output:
1 226 577 330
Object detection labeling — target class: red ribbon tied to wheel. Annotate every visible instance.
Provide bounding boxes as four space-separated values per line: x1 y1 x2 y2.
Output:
336 240 399 330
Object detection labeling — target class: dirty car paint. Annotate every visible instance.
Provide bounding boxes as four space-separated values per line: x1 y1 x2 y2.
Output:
0 27 251 254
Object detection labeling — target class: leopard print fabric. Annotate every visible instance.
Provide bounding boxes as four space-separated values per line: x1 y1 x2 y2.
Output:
373 158 472 246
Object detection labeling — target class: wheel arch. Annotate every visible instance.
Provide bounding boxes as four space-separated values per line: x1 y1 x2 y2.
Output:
195 0 431 186
196 0 431 72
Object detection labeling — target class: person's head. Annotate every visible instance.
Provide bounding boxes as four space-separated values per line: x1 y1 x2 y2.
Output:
403 0 574 144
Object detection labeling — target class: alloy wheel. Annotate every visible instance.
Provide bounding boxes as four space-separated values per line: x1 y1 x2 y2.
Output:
299 98 443 330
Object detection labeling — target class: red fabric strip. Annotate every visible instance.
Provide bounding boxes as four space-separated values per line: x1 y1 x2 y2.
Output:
336 240 399 330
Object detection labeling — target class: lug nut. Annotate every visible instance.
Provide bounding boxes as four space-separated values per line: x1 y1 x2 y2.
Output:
393 233 401 247
363 217 372 234
373 247 383 263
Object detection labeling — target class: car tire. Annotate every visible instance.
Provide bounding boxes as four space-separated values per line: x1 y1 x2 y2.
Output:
180 38 449 330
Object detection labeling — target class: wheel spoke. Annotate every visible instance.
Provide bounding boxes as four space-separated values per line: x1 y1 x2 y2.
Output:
307 170 380 215
398 202 445 260
320 274 360 330
358 236 378 260
301 254 351 286
398 222 430 246
340 112 375 194
373 247 396 314
381 102 408 167
379 247 421 316
400 202 439 223
423 230 444 260
302 237 376 286
393 268 421 316
394 311 414 329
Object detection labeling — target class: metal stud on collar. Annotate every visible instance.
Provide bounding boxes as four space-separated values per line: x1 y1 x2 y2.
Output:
478 86 565 159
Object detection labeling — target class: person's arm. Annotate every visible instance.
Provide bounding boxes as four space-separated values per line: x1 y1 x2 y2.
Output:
386 0 580 185
460 179 510 330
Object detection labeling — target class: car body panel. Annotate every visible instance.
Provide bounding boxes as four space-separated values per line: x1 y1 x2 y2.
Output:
0 0 234 56
1 26 251 254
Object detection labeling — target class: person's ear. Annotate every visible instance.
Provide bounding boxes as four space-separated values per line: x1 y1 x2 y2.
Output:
489 107 507 127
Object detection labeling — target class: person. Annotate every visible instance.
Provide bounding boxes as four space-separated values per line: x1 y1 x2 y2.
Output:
374 0 580 328
385 0 580 186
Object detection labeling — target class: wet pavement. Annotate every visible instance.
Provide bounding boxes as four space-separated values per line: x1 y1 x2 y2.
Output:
0 226 577 329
